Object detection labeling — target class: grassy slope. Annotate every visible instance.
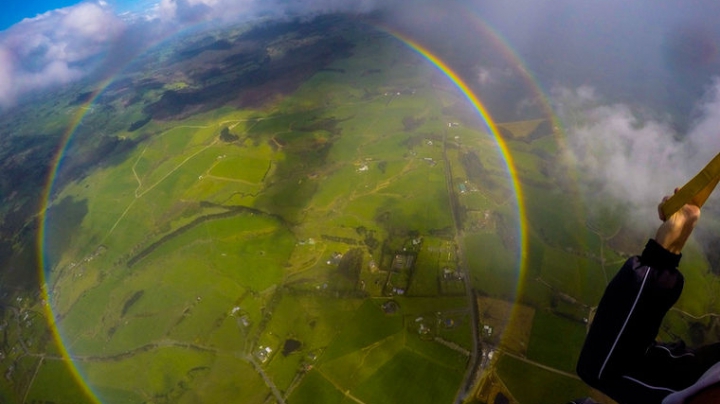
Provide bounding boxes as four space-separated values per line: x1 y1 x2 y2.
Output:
35 21 720 404
496 354 590 404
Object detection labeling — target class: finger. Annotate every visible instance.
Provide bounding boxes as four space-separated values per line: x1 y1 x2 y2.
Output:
658 195 672 221
658 202 666 221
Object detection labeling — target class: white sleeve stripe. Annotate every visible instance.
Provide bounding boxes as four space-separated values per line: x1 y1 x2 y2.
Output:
621 375 677 393
598 266 651 379
654 344 696 358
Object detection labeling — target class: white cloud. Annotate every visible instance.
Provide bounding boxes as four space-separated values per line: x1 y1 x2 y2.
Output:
687 78 720 162
476 65 516 87
0 0 392 108
0 2 125 108
556 81 720 224
0 47 17 106
477 67 492 86
58 2 123 40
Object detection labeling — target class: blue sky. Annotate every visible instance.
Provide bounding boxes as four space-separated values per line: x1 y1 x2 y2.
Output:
2 0 77 30
0 0 143 31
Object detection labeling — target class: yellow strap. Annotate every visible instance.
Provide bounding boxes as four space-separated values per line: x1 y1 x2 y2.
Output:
661 152 720 218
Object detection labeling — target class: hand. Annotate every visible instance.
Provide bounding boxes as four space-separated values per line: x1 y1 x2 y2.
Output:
655 190 701 254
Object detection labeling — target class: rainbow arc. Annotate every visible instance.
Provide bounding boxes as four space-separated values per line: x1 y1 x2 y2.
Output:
35 20 551 402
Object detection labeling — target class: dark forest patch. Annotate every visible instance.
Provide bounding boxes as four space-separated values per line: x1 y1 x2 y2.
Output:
128 116 152 132
321 234 358 245
282 339 302 356
460 152 485 184
143 21 355 120
121 290 145 317
102 77 133 94
126 205 286 268
219 127 239 142
402 133 424 149
294 116 345 136
338 248 363 283
222 49 266 67
178 39 233 60
402 116 425 132
377 161 387 174
240 20 306 41
135 79 165 92
239 14 344 42
70 91 94 106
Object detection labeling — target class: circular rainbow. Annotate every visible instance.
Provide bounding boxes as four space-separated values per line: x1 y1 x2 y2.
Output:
35 16 559 402
384 29 529 296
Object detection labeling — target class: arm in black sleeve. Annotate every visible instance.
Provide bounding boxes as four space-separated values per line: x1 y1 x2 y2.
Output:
576 239 684 403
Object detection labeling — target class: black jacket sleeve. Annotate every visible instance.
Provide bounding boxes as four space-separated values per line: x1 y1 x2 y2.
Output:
576 239 684 403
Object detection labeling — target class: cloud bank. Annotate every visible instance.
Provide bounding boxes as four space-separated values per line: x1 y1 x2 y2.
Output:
155 0 380 23
0 2 125 107
0 0 387 109
556 80 720 225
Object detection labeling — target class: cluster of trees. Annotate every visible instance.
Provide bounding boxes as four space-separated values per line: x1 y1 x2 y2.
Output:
128 115 152 132
219 127 239 142
460 151 485 184
355 226 379 250
121 290 145 317
402 115 425 132
338 248 363 282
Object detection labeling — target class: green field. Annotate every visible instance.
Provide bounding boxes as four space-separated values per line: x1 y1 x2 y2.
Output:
496 354 591 403
19 26 481 403
6 15 719 404
526 311 586 373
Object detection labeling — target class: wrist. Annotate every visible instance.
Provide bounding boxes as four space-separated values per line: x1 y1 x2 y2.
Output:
642 239 682 269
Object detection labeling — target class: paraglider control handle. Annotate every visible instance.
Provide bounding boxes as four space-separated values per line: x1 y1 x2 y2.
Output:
660 152 720 219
